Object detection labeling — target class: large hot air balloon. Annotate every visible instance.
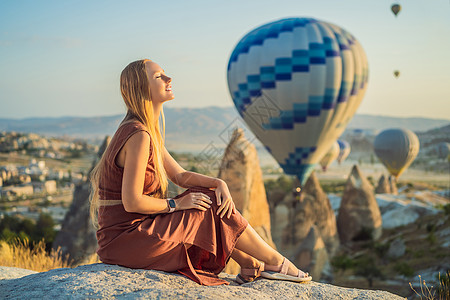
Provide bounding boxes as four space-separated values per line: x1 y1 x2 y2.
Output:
437 142 450 160
227 18 369 185
337 139 351 164
373 128 420 179
320 141 340 171
391 4 401 17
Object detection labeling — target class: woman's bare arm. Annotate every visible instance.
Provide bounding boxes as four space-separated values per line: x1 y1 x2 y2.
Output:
120 132 212 214
120 131 169 214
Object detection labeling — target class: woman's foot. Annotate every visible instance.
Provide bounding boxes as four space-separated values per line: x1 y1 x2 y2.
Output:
261 258 312 283
235 262 265 284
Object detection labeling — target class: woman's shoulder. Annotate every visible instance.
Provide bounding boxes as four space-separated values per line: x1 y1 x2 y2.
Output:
124 130 150 152
106 120 152 161
112 120 148 141
109 119 150 151
119 119 149 133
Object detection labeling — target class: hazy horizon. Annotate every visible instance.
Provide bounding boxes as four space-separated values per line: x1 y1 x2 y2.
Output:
1 0 449 119
0 106 449 122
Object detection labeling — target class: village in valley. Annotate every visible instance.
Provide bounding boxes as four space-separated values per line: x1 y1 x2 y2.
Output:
0 131 96 227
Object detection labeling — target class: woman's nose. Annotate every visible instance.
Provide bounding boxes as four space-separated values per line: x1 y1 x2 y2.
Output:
163 75 171 83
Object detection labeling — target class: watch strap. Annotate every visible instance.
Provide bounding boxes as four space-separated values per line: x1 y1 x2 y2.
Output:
167 198 176 213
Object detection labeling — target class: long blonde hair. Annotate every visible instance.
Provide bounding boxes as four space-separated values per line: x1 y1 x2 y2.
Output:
89 59 168 227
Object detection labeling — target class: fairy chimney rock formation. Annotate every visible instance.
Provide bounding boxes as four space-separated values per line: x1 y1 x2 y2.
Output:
273 173 339 255
292 225 329 281
389 176 398 195
52 135 111 264
97 136 111 158
337 165 382 243
270 192 292 252
269 172 339 280
301 172 340 257
218 128 274 247
375 174 391 194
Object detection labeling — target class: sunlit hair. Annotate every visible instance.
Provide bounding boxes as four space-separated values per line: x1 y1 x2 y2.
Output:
89 59 168 227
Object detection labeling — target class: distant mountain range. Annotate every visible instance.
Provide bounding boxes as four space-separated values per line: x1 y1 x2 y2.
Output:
0 107 448 150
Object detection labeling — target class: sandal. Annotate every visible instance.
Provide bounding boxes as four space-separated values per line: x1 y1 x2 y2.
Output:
235 262 264 284
261 258 312 283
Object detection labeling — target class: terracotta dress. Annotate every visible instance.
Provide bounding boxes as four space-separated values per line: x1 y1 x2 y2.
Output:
96 121 248 286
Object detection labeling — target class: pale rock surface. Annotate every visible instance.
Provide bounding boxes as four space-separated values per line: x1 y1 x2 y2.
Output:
376 194 440 229
0 266 37 280
218 129 275 274
331 193 441 230
337 165 382 243
0 263 404 299
406 190 449 207
376 194 410 215
382 206 421 229
375 174 391 194
52 136 110 264
387 238 406 259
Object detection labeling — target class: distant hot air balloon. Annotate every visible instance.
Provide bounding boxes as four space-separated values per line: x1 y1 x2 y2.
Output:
391 4 401 17
394 70 400 78
352 129 365 140
337 139 351 164
437 142 450 160
320 141 340 171
227 18 369 185
373 128 420 179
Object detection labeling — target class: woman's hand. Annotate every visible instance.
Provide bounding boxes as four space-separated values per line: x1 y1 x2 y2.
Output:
214 179 237 218
176 192 212 212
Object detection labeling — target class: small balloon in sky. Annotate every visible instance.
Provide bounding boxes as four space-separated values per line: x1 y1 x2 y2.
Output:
320 141 340 171
227 17 369 186
391 4 401 17
373 128 420 179
393 70 400 78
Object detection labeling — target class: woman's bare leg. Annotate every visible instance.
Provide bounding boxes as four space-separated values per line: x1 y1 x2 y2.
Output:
231 248 260 269
235 224 304 276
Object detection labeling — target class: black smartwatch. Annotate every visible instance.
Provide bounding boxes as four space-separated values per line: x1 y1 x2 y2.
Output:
167 198 176 213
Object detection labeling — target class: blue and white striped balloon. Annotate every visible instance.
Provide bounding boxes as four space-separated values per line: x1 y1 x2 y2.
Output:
227 17 369 185
337 139 351 164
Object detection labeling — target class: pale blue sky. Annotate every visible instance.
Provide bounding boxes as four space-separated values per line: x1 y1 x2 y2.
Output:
1 0 449 119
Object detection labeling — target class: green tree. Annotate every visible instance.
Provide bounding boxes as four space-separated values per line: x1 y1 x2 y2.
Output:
354 255 384 287
331 254 354 274
189 165 198 173
34 213 56 249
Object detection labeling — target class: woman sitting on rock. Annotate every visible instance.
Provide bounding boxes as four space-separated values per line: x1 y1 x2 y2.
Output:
89 59 312 286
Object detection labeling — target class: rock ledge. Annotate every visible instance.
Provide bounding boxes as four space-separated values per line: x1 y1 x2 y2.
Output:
0 263 404 299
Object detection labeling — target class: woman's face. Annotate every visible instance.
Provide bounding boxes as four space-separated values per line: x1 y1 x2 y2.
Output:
145 60 174 104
